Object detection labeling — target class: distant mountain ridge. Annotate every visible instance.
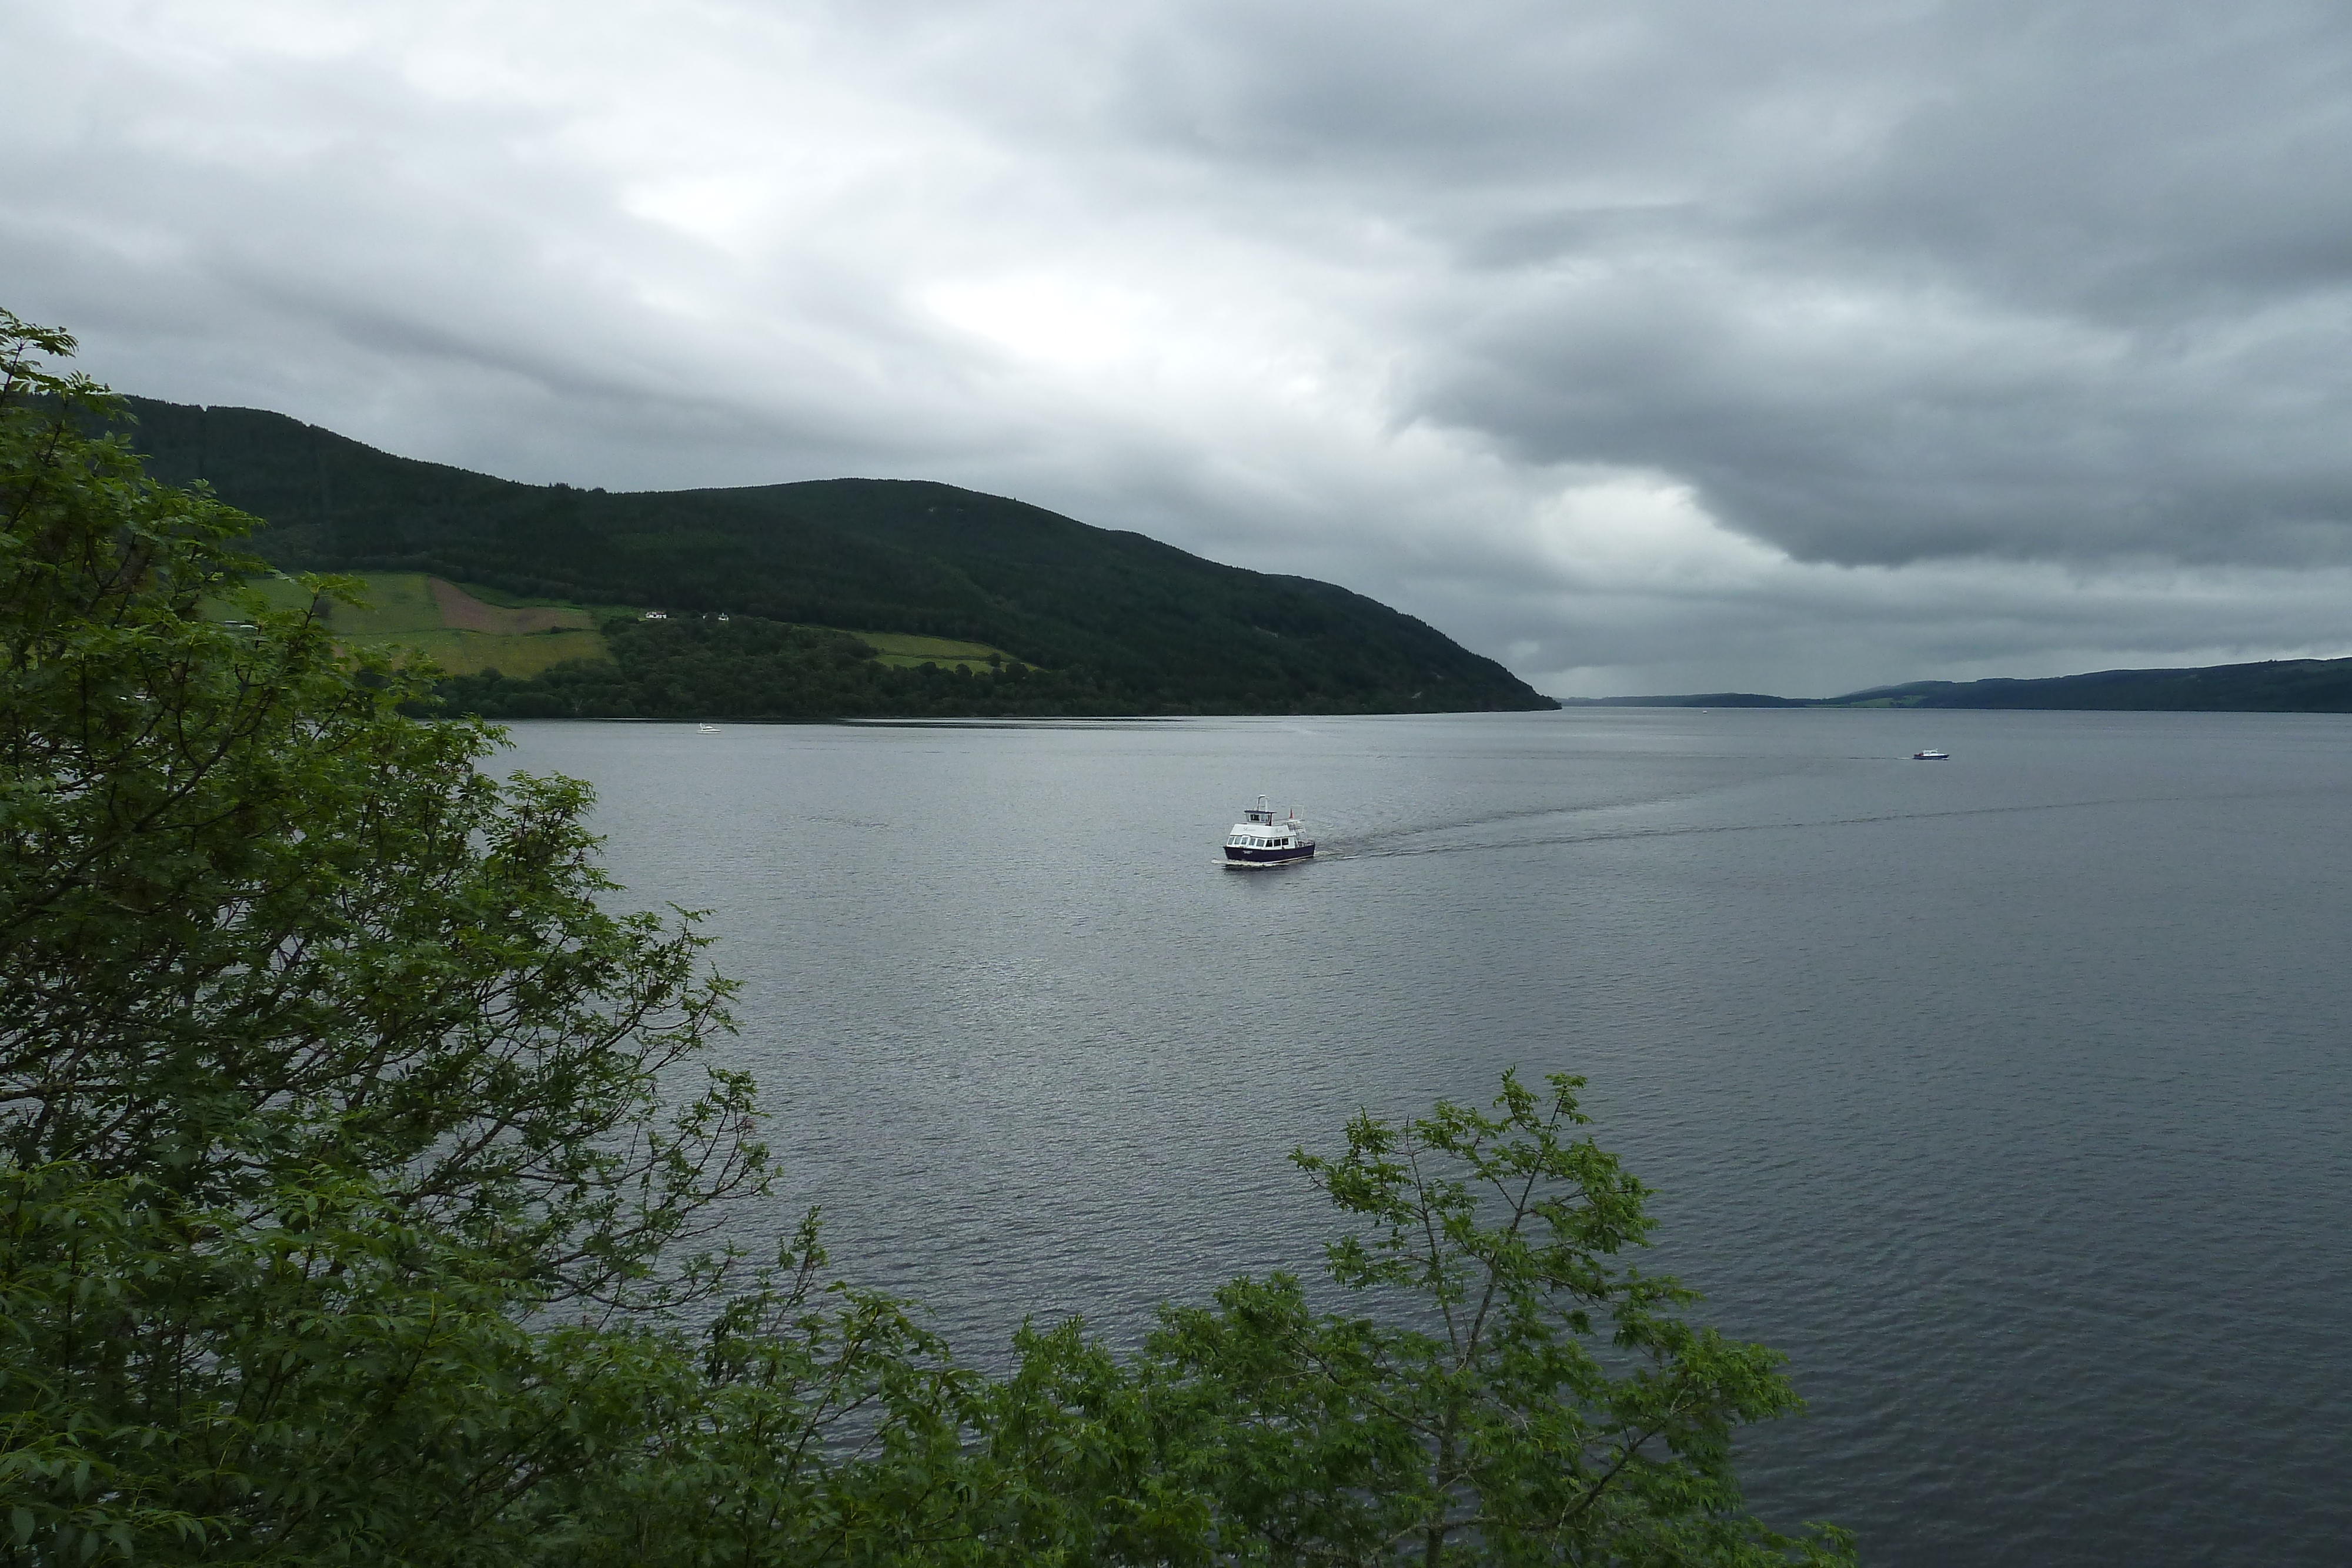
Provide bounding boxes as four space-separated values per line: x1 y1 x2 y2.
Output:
1561 658 2352 712
117 397 1548 718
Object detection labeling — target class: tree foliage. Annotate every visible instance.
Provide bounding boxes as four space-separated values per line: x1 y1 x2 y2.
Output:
0 311 759 1307
1142 1073 1850 1565
3 311 1845 1565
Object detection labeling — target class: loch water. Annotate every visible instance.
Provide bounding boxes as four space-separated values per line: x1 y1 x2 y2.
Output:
502 708 2352 1566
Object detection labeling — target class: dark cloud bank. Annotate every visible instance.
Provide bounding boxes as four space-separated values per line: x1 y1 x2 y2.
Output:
6 1 2352 693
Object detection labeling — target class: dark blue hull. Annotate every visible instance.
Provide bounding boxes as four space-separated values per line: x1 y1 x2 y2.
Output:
1224 843 1315 866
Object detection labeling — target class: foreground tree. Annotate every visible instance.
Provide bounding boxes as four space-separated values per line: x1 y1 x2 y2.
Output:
1144 1072 1851 1565
0 310 781 1560
1 310 1846 1565
0 311 763 1302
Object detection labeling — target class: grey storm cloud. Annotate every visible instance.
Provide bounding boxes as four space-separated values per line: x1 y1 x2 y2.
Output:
6 0 2352 694
1100 0 2352 569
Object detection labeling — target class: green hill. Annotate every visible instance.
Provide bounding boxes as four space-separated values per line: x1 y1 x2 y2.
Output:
1820 658 2352 711
116 397 1547 719
1563 658 2352 713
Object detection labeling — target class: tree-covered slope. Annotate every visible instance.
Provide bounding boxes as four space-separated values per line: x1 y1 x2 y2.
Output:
1565 658 2352 712
118 397 1547 715
1822 658 2352 711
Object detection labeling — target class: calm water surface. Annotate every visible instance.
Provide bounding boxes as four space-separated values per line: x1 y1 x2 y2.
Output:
502 708 2352 1565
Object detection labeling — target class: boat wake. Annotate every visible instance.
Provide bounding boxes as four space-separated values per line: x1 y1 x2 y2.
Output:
1325 784 2344 864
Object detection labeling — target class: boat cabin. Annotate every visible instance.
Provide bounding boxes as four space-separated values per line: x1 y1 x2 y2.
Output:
1223 797 1316 867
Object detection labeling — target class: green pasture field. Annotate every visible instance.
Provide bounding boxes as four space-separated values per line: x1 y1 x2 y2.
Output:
363 626 609 678
844 630 1028 671
211 573 613 677
460 603 1028 671
452 581 646 618
319 574 607 675
222 575 325 617
213 574 1031 678
320 572 446 637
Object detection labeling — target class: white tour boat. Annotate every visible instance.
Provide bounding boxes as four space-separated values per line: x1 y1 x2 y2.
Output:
1912 748 1949 760
1222 797 1315 868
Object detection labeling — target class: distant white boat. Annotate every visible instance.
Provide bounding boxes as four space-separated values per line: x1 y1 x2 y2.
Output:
1222 797 1315 868
1912 748 1949 760
698 723 721 733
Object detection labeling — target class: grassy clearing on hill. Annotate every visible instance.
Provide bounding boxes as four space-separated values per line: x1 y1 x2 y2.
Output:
321 571 446 636
375 626 613 677
214 573 616 677
846 629 1029 671
449 580 646 617
453 589 1024 669
429 579 595 635
223 574 1030 683
330 575 611 676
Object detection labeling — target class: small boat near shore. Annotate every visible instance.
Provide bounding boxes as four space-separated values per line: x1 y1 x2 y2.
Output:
1222 797 1315 867
1913 748 1949 760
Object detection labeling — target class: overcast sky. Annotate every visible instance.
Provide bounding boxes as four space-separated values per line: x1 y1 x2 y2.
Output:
8 1 2352 695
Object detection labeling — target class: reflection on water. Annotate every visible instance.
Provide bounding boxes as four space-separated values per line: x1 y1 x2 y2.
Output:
502 708 2352 1567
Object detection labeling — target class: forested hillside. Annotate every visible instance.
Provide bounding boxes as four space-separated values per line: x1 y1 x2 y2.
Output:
1822 658 2352 711
1563 658 2352 712
117 397 1548 717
